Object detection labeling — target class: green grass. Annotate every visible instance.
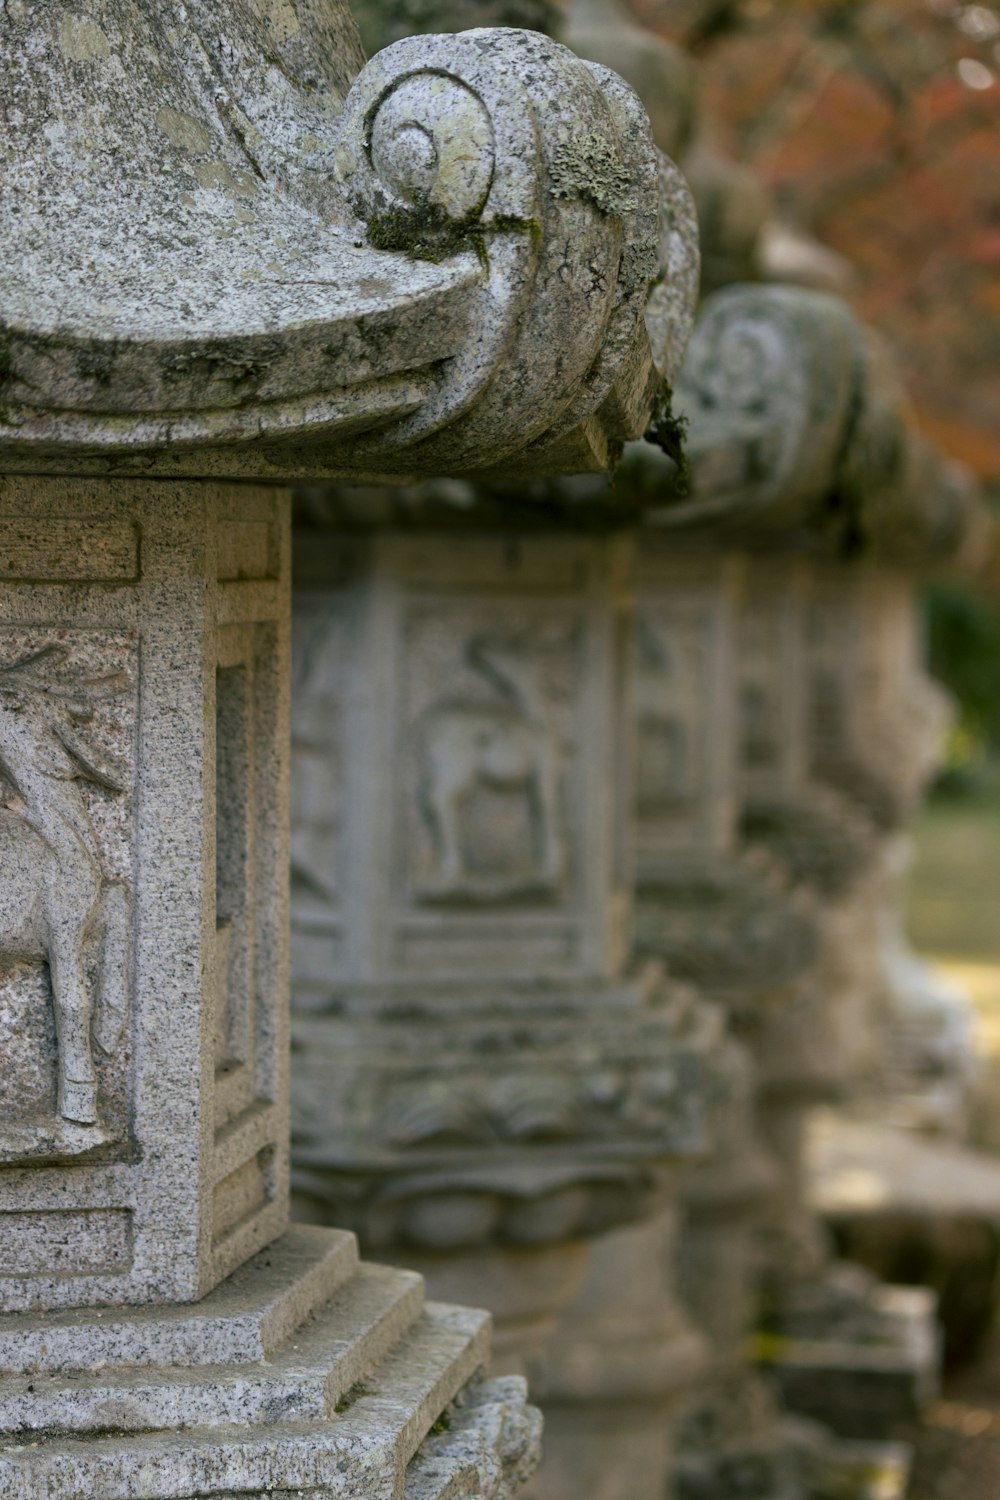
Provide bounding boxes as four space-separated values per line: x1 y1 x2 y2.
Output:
907 764 1000 964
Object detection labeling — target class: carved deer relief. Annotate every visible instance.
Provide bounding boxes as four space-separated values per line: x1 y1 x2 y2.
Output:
0 646 130 1147
416 634 566 897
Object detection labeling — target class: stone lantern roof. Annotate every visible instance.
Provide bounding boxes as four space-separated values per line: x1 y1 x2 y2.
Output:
1 3 697 483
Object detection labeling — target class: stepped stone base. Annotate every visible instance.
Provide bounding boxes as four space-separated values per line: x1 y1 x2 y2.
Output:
0 1226 540 1500
673 1374 811 1500
758 1264 939 1440
807 1109 1000 1359
674 1375 911 1500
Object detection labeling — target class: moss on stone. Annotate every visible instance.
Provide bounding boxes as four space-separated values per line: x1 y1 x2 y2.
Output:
334 1379 371 1413
0 333 20 429
366 204 542 267
644 382 690 494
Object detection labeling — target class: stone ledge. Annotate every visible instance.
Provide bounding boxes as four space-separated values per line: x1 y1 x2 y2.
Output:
0 1235 516 1500
0 1226 357 1376
0 1261 426 1437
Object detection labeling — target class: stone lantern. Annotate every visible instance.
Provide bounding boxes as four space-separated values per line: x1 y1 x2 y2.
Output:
654 281 977 1472
0 4 685 1494
267 9 716 1499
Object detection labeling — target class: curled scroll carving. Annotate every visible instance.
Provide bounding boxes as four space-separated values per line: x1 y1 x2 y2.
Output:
672 286 860 527
649 284 986 562
333 30 678 477
0 647 129 1152
364 75 496 223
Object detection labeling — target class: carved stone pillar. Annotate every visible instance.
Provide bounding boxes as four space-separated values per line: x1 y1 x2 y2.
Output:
0 476 544 1497
733 557 944 1457
658 283 950 1453
528 1207 707 1500
735 555 873 1280
802 561 975 1133
288 515 718 1499
0 2 683 1493
629 542 816 1500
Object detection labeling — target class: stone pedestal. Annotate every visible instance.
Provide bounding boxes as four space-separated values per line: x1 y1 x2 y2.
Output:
629 541 820 1499
527 1210 707 1500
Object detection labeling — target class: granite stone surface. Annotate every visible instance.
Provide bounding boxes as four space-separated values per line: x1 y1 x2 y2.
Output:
0 475 291 1312
0 472 542 1500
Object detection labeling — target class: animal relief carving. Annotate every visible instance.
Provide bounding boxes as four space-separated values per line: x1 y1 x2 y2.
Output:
415 634 567 901
0 644 131 1161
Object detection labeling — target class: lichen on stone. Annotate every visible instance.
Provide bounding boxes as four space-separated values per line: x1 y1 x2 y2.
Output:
0 333 22 429
367 202 489 264
548 124 637 218
620 239 660 300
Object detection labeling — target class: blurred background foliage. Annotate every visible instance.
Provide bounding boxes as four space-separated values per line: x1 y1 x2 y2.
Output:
925 557 1000 775
632 0 1000 487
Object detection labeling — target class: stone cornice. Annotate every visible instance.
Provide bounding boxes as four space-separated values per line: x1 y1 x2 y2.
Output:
1 9 696 483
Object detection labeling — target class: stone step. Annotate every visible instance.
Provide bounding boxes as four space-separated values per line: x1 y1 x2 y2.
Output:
757 1284 940 1441
0 1260 426 1437
0 1301 493 1500
335 1300 492 1471
404 1375 542 1500
0 1225 359 1377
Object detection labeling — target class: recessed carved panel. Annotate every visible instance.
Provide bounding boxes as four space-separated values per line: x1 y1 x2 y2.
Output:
289 536 629 989
636 605 708 818
398 610 578 905
290 603 347 916
0 519 139 582
211 618 288 1273
0 1208 133 1277
0 630 136 1166
737 595 786 775
805 590 851 769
